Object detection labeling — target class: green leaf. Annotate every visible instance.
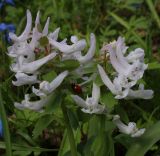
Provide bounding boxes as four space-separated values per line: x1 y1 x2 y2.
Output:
13 150 32 156
146 0 160 29
100 92 118 110
148 62 160 70
55 59 80 71
0 89 12 156
39 36 49 46
0 141 58 152
126 121 160 156
32 114 54 139
42 70 57 82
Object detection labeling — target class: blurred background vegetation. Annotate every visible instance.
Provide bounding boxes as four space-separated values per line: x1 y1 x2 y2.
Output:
0 0 160 155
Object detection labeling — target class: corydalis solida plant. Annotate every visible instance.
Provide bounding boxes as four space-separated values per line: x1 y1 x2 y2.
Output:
7 10 154 155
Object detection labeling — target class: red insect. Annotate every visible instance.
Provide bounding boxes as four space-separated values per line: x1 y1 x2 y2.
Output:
71 83 82 94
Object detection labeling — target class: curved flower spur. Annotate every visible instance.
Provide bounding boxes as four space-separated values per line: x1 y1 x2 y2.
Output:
97 37 153 99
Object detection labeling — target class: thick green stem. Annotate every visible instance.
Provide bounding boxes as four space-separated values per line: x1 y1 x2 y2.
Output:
61 103 78 156
0 89 12 156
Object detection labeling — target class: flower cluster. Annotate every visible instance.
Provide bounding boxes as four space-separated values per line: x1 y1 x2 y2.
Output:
8 10 96 112
98 37 153 99
8 10 154 137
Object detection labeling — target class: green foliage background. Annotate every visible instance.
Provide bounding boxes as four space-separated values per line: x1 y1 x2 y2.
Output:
0 0 160 156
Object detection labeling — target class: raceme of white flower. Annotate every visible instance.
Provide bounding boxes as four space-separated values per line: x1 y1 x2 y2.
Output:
101 37 148 81
8 10 96 87
71 83 105 114
97 64 153 99
32 70 68 97
113 115 146 137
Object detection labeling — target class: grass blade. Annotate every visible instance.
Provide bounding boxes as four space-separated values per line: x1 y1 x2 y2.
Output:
0 89 12 156
146 0 160 29
109 12 147 50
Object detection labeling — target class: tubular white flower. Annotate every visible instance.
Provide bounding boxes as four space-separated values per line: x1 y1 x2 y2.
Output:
48 28 60 40
97 64 153 99
11 52 57 73
42 17 50 36
126 48 144 63
14 94 50 112
102 37 148 81
49 37 86 54
71 83 105 114
9 10 32 42
97 64 118 94
32 70 68 97
12 73 40 86
113 115 145 137
126 84 154 99
75 33 96 64
7 41 35 62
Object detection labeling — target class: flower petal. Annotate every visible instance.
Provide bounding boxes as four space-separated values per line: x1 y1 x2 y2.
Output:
71 95 87 108
12 73 40 86
97 64 117 94
49 38 86 54
12 52 57 73
9 10 32 41
76 33 96 64
92 82 100 105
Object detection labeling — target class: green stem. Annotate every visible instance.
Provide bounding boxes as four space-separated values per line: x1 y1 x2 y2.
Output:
0 89 12 156
61 103 78 156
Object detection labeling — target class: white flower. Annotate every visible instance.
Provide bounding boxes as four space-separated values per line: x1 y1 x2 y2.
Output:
49 36 86 54
97 64 127 96
9 10 32 42
75 33 96 64
113 115 145 137
11 52 57 74
126 84 154 99
126 48 144 63
14 94 50 112
48 28 60 41
12 72 40 86
32 70 68 97
61 33 96 64
71 83 105 114
102 37 147 81
7 41 35 62
97 64 153 99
